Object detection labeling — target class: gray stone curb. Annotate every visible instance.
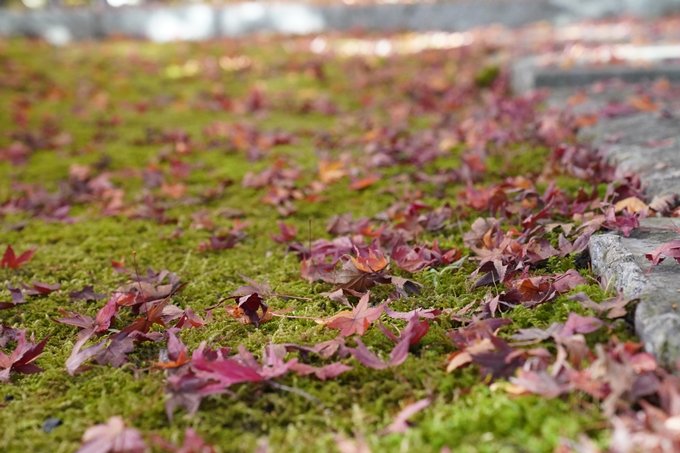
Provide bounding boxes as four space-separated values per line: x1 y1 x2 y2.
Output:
590 219 680 367
512 58 680 93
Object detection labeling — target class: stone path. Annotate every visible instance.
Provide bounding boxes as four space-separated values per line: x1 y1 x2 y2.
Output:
515 59 680 366
2 0 680 44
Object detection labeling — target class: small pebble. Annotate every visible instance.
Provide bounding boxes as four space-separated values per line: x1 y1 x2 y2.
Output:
42 417 62 433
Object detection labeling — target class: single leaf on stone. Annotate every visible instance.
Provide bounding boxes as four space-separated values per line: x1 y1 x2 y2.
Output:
645 240 680 267
0 245 36 269
614 196 648 214
323 292 387 337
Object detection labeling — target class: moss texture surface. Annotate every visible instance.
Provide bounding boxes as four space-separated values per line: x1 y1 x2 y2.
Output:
0 36 630 452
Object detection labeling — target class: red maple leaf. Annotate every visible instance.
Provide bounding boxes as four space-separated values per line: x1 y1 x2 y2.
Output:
347 337 410 370
645 239 680 270
323 292 387 337
288 362 353 381
0 245 36 269
0 329 48 382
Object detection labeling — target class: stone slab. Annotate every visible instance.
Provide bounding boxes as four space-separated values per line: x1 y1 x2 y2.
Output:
579 112 680 198
512 58 680 93
590 218 680 366
540 83 680 201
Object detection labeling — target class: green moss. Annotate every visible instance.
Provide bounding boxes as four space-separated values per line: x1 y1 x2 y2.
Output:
474 65 501 88
0 37 622 453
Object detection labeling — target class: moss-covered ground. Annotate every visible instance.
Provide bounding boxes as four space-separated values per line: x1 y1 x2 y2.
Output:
0 35 633 452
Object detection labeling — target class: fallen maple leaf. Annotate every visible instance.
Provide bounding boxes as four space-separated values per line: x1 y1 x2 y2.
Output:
269 221 297 244
120 299 171 334
0 283 26 310
69 285 107 302
20 280 60 296
289 361 353 381
380 314 430 346
379 397 432 434
645 240 680 269
0 245 36 269
334 258 391 293
151 428 217 453
76 416 146 453
347 337 409 370
560 312 605 337
155 331 190 370
322 292 387 337
628 95 659 112
568 291 634 319
318 159 347 184
614 196 648 214
161 181 187 199
349 174 380 190
174 307 205 329
349 248 388 273
228 293 269 327
509 369 571 398
0 329 48 382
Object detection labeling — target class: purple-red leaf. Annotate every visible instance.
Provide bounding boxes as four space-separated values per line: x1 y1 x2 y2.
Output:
0 330 48 382
646 240 680 267
347 337 410 370
0 245 36 269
